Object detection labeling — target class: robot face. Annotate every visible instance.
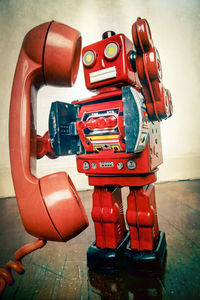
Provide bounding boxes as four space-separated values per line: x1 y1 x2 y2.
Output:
82 33 137 90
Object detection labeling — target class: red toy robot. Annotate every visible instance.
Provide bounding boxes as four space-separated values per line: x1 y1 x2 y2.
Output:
47 17 172 270
2 18 172 293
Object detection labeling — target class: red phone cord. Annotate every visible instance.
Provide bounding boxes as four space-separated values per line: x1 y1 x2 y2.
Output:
0 239 47 295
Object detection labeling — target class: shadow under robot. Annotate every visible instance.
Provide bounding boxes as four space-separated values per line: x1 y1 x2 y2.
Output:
46 17 173 271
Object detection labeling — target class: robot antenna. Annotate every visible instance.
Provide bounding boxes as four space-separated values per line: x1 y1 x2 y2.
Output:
102 31 116 40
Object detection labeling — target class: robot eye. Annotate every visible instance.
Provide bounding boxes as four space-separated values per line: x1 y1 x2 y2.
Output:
104 42 120 60
83 50 97 67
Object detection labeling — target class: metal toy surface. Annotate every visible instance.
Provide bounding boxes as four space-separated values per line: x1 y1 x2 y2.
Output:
1 16 173 294
48 17 172 270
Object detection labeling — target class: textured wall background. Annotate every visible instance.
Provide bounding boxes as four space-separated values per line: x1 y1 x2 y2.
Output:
0 0 200 197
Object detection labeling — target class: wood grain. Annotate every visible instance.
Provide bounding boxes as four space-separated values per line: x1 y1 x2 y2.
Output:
0 180 199 299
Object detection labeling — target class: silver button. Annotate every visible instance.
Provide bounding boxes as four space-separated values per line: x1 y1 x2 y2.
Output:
91 162 97 169
126 160 136 170
117 162 124 170
83 161 90 170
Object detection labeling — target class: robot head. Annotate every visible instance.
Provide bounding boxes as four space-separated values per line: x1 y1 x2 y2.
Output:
82 31 138 91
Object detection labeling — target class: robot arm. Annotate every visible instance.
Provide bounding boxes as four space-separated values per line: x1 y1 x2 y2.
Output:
132 18 173 121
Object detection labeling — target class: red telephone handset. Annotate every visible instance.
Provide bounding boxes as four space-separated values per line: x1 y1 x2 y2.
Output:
9 21 89 242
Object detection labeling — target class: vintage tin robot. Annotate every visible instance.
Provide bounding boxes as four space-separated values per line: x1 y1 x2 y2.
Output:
45 17 173 270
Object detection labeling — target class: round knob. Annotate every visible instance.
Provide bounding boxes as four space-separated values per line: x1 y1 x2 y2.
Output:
102 31 116 40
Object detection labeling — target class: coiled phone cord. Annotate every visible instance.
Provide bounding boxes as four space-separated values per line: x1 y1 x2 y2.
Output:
0 239 47 295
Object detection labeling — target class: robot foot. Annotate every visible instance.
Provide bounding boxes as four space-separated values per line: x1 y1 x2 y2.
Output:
87 232 129 272
120 231 167 273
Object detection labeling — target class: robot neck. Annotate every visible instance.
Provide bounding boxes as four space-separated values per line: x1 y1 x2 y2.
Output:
97 86 121 95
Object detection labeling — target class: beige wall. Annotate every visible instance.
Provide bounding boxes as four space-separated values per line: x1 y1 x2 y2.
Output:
0 0 200 197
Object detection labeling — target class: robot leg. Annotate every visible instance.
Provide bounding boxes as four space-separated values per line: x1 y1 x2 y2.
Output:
124 184 167 271
87 186 128 271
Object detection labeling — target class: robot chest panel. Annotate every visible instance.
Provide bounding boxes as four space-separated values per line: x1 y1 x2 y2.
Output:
77 87 149 155
77 98 125 153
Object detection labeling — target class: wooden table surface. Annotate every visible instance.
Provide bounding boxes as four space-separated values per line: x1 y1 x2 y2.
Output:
0 179 199 299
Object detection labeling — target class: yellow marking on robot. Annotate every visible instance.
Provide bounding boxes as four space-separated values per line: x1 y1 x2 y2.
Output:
108 46 115 55
94 146 102 152
85 54 92 63
86 134 119 141
111 145 120 151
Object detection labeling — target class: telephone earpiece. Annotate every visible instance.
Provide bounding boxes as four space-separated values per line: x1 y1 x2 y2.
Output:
132 18 173 121
9 21 89 242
